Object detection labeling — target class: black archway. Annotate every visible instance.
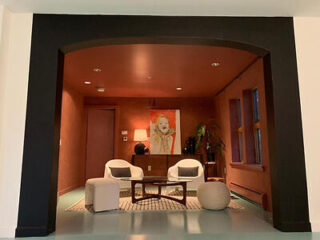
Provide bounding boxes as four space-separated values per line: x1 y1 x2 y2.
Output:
16 15 310 237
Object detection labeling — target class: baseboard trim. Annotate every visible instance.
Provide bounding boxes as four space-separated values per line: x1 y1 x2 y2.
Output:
0 226 16 238
275 220 311 232
58 183 82 196
15 225 49 237
230 182 268 210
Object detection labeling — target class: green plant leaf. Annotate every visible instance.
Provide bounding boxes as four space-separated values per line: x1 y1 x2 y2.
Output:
196 122 203 130
200 126 206 136
213 123 220 129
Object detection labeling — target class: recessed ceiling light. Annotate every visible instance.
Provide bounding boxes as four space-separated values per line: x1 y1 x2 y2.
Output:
93 68 102 72
84 81 91 85
211 62 220 67
176 87 182 91
96 87 105 92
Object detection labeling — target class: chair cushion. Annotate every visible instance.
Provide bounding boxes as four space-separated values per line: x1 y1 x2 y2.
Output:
178 166 199 177
109 167 132 178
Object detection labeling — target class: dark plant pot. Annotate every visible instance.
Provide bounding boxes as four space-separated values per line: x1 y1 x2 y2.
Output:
182 147 189 155
207 152 215 162
188 137 196 155
134 142 146 155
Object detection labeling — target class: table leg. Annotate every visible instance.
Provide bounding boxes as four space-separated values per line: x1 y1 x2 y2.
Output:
131 181 136 203
205 163 208 182
142 183 146 197
158 185 162 199
181 182 187 206
213 163 217 177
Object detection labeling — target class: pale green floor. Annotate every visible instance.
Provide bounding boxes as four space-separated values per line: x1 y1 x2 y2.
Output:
3 187 320 240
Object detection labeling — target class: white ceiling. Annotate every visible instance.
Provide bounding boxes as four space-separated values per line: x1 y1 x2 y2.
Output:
0 0 320 16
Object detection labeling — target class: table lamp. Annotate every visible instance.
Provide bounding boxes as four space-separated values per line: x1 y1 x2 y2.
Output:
134 129 148 155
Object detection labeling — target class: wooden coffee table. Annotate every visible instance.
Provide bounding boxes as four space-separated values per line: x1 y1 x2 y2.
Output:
121 176 191 206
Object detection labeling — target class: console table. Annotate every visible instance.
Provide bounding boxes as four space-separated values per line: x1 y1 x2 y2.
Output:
131 154 203 176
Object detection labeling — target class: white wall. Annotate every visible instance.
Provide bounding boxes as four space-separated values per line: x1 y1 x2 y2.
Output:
294 17 320 232
0 6 32 238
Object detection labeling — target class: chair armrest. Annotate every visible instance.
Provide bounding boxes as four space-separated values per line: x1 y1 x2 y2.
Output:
131 165 144 178
104 166 118 180
168 166 178 178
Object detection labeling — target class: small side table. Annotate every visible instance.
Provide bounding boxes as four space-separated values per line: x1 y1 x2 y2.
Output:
204 161 217 182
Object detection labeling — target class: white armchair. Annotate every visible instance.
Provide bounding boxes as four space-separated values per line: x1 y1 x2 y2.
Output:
168 159 205 190
104 159 144 190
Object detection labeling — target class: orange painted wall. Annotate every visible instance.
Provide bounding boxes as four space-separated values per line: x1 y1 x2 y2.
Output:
214 59 272 211
84 97 215 162
58 83 86 195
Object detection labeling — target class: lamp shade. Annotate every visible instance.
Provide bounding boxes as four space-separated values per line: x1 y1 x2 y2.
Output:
134 129 148 141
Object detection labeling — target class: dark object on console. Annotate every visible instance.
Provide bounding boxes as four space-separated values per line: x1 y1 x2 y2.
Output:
134 142 146 155
182 137 196 155
187 137 196 155
178 166 199 177
109 167 132 177
182 147 189 155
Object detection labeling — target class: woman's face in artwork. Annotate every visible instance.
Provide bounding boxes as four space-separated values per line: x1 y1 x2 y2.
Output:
158 117 169 134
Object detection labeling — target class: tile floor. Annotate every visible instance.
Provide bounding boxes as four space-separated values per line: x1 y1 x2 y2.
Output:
2 187 319 240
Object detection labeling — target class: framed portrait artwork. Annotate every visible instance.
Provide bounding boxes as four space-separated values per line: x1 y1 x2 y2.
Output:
150 109 181 154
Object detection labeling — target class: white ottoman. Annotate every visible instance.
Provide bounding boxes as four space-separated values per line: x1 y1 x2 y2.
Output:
197 182 231 210
85 178 120 212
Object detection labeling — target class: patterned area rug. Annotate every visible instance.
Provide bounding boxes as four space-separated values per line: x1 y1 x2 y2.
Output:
66 190 244 212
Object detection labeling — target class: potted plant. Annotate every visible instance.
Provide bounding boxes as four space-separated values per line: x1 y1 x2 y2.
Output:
193 122 225 162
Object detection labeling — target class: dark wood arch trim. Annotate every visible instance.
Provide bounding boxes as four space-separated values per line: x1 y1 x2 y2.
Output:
16 15 310 237
60 37 269 56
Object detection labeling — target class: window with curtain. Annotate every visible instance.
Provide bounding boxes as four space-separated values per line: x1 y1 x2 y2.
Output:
229 99 243 163
237 99 243 162
252 89 262 164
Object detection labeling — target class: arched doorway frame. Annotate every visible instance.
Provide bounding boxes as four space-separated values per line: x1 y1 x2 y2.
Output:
16 16 310 237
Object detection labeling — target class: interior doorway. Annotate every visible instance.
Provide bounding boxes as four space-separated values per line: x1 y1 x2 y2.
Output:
15 16 311 237
57 100 119 196
86 108 115 180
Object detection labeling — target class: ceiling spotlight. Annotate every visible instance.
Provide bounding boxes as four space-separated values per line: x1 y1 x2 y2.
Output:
96 87 105 92
93 68 102 72
84 81 91 85
211 62 220 67
176 87 182 91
